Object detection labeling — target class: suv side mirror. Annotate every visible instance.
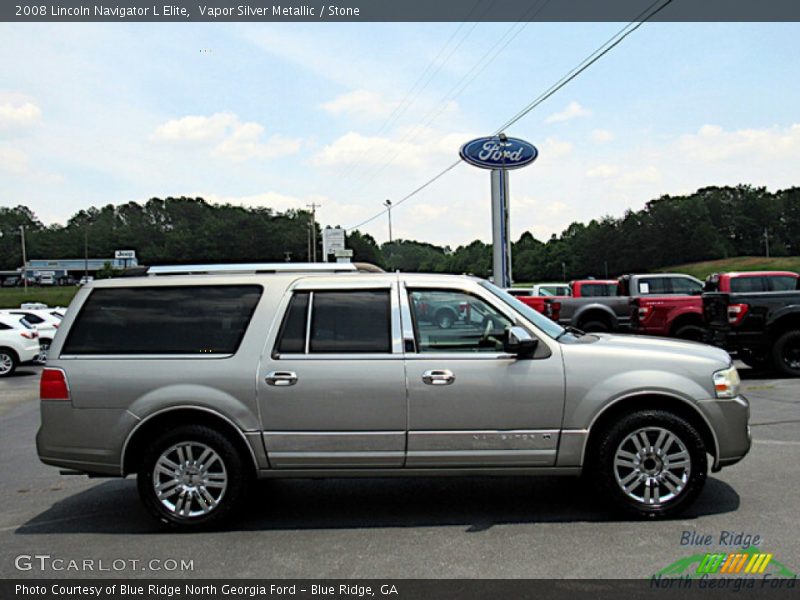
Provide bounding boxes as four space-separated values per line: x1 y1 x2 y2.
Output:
504 326 538 357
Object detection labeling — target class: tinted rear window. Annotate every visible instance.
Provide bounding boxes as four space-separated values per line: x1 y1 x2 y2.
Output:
768 276 798 291
581 283 617 297
63 285 262 355
730 277 767 293
310 290 391 354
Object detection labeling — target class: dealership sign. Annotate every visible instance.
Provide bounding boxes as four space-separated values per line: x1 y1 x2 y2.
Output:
459 136 538 170
114 250 136 259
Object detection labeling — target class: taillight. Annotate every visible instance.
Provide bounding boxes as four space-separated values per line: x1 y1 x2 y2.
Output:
20 330 38 339
546 301 561 321
727 303 749 327
40 368 70 401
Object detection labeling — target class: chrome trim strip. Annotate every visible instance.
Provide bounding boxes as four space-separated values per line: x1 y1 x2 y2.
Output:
257 467 582 478
304 291 313 354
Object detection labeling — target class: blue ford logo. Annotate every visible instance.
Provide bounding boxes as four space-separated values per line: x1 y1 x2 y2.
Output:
459 136 538 170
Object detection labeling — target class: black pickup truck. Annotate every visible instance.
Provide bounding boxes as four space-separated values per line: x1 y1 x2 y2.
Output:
703 284 800 376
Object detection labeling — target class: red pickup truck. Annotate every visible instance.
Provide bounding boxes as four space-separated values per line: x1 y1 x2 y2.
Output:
511 279 617 315
631 271 799 341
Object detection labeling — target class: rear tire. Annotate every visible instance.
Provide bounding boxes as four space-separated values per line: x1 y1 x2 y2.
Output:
673 324 705 342
137 424 252 530
36 339 51 365
0 348 18 377
580 320 610 333
589 410 707 518
772 330 800 377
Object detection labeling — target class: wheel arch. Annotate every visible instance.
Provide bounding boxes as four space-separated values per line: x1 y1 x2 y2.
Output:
582 393 719 470
121 406 259 476
767 310 800 338
668 312 704 335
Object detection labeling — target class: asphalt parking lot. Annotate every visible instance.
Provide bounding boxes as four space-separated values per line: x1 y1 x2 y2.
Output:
0 363 798 579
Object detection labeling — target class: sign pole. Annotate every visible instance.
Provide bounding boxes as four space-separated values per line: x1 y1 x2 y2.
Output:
490 169 512 288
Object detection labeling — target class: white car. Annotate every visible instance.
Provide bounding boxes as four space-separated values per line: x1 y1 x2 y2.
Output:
2 309 60 364
0 314 40 376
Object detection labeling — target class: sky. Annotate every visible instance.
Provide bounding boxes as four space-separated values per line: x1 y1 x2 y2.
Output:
1 21 799 248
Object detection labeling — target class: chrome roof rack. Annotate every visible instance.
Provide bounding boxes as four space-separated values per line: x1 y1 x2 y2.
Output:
147 263 359 276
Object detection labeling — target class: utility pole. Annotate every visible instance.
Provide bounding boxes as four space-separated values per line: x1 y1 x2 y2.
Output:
84 227 89 278
306 203 321 262
384 199 393 243
604 260 609 279
561 261 566 282
764 227 770 258
19 225 28 292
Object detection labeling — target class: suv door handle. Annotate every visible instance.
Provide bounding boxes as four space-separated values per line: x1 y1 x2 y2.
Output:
266 371 298 386
422 369 455 386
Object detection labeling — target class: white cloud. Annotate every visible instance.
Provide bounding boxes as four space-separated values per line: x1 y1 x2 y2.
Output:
313 129 468 169
677 123 800 162
320 90 398 120
0 101 42 131
616 166 662 187
151 112 302 162
545 101 591 123
591 129 614 143
0 146 29 173
540 136 574 159
586 164 619 178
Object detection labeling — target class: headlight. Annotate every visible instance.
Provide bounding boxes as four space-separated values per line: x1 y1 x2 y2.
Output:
713 366 740 399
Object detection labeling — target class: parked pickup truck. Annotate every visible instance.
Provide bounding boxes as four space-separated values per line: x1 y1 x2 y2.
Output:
704 277 800 376
631 271 799 342
510 279 618 316
550 273 703 333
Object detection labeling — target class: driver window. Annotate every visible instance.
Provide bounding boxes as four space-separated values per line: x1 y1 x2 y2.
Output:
408 289 513 353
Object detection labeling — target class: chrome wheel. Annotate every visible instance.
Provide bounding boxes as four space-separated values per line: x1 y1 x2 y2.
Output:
613 427 691 506
0 352 13 376
152 441 227 518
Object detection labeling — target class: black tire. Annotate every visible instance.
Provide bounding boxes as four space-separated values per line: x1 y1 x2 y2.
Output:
137 424 252 530
579 320 609 333
0 348 18 378
589 410 707 518
435 308 456 329
772 329 800 377
673 324 706 342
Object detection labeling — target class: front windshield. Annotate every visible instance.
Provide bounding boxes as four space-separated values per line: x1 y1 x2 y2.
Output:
479 280 565 340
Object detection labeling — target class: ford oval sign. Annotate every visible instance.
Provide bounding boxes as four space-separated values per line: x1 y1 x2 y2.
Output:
459 136 538 170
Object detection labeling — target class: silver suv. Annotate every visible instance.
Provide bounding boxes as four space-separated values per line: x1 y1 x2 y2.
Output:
37 264 750 529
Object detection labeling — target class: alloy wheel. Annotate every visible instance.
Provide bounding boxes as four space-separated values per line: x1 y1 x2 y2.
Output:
152 441 228 518
613 426 691 506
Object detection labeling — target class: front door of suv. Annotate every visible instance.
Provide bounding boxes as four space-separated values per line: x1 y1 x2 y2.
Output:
259 278 406 468
402 283 565 467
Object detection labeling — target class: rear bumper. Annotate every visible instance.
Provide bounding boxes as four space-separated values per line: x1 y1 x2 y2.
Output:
709 328 767 354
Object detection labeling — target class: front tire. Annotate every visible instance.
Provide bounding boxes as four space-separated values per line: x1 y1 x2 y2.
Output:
435 308 456 329
137 425 251 530
36 339 51 365
772 330 800 377
590 410 707 518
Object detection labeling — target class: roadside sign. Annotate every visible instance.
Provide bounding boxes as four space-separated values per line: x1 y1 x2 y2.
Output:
459 136 538 170
334 249 353 258
115 250 136 259
323 227 346 259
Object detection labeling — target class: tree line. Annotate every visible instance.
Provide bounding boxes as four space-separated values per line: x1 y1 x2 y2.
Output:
1 185 798 281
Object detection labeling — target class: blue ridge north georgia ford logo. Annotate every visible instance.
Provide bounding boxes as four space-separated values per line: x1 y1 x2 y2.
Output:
459 136 538 170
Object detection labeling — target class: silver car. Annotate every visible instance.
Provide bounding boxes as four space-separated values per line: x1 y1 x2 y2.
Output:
37 263 750 529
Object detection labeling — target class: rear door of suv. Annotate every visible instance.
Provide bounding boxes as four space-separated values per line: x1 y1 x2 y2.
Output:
260 276 406 468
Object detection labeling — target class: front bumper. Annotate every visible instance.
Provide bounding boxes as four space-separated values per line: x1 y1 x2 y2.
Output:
697 394 751 472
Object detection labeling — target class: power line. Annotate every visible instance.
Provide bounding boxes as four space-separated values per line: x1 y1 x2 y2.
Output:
345 1 547 196
344 0 674 233
335 1 485 183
